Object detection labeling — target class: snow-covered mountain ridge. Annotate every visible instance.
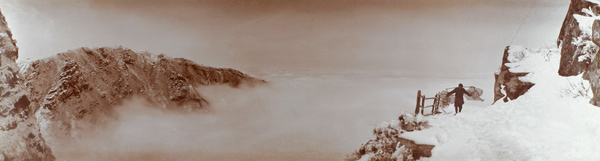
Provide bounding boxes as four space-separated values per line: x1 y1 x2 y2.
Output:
18 47 265 148
0 6 265 160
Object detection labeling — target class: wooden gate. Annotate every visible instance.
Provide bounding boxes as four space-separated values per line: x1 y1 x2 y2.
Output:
414 90 442 115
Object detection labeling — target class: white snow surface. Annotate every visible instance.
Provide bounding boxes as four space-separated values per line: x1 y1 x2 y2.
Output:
574 14 596 37
388 46 600 160
572 8 600 63
17 59 32 74
358 154 374 161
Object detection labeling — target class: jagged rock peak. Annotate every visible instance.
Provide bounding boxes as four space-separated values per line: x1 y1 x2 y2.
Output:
0 8 18 62
22 46 265 148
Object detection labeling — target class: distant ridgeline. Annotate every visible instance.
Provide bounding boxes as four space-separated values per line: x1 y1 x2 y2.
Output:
21 47 266 148
0 7 265 160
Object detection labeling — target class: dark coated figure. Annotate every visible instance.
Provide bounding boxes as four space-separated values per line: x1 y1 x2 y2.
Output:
446 83 471 114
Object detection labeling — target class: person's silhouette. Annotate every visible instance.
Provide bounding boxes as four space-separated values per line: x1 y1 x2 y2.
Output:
446 83 471 114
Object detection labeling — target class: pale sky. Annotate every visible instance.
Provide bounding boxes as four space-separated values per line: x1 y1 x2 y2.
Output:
0 1 574 160
1 0 569 78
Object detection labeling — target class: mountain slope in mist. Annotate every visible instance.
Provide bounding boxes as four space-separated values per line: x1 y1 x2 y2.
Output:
19 47 265 148
0 8 55 161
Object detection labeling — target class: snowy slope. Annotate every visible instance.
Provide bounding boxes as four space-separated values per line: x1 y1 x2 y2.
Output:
352 46 600 161
424 47 600 160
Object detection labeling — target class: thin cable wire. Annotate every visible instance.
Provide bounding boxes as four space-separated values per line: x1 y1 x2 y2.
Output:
510 0 538 46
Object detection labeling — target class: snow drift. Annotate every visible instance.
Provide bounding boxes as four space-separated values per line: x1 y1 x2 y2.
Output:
349 45 600 160
350 0 600 160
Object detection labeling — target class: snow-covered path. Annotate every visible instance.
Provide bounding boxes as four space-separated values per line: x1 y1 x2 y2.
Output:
391 46 600 160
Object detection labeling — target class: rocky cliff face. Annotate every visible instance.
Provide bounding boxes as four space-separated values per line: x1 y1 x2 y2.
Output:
0 9 55 161
557 0 600 76
493 46 535 103
584 18 600 106
557 0 600 106
506 0 600 104
19 47 265 148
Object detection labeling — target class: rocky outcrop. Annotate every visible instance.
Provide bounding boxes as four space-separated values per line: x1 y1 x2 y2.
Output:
493 46 535 103
0 8 55 161
557 0 600 76
584 55 600 106
557 0 600 106
21 47 265 148
346 113 433 161
583 18 600 106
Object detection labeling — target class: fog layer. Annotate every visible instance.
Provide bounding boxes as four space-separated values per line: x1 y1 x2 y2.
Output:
54 73 490 160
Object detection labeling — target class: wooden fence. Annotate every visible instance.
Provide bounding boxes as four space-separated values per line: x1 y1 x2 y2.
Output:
414 90 442 115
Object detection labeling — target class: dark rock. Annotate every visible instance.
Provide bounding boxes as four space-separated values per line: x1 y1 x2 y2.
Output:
584 49 600 106
575 4 600 107
593 20 600 46
585 18 600 106
493 46 535 103
557 0 600 76
11 95 31 118
397 137 435 159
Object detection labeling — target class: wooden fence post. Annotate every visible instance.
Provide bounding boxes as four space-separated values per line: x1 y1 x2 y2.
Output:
432 94 437 114
415 90 421 115
420 95 425 114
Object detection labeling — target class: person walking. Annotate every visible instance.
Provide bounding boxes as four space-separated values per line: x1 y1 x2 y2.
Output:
446 83 471 114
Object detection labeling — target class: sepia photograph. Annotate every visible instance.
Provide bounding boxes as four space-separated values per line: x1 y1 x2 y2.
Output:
0 0 599 160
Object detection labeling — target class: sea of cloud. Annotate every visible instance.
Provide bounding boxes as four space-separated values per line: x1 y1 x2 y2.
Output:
53 72 492 160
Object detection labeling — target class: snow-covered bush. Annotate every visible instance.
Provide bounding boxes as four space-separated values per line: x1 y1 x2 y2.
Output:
572 7 600 63
346 113 429 161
